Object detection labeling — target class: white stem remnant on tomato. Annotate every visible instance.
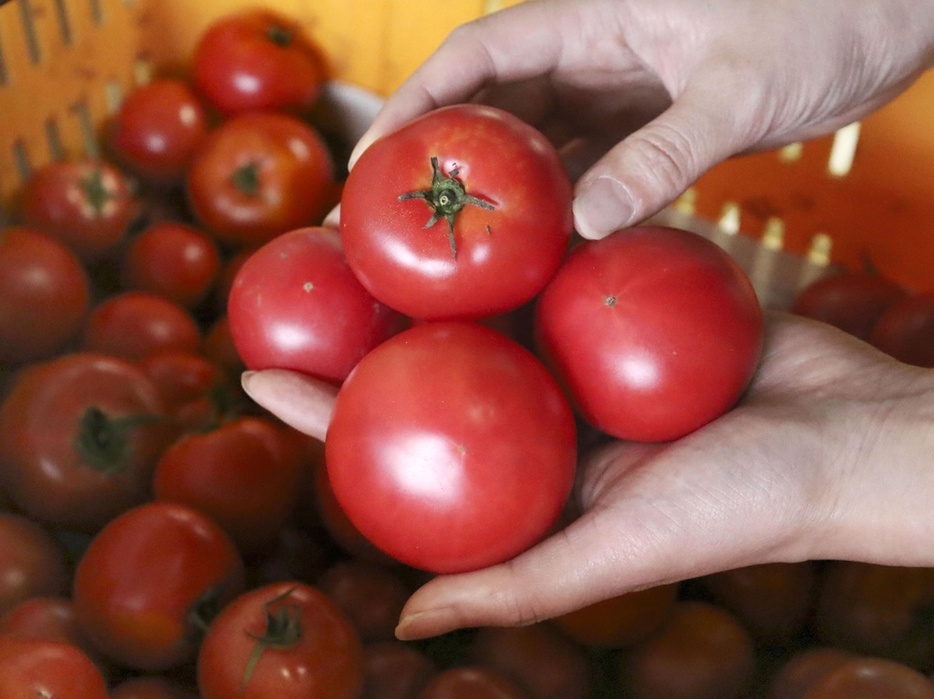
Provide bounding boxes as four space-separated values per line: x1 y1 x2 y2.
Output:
398 156 496 259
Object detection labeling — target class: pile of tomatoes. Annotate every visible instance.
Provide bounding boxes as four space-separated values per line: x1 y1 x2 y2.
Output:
1 5 934 699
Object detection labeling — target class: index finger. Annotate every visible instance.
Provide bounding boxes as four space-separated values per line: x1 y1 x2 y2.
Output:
348 0 576 167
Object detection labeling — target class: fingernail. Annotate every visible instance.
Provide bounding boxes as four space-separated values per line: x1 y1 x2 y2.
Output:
394 610 443 641
573 176 634 239
240 370 258 396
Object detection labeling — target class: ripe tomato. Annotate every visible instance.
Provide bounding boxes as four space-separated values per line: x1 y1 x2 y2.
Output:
197 582 364 699
0 514 70 616
700 561 818 645
227 226 405 383
552 583 679 649
416 666 531 699
120 221 221 308
0 596 100 663
138 350 230 430
81 291 202 361
0 225 90 363
192 8 327 116
869 290 934 367
0 353 173 532
110 676 199 699
19 159 138 262
804 657 934 699
535 225 764 442
317 560 410 642
326 321 577 574
0 637 109 699
620 601 756 699
362 641 438 699
470 624 592 699
153 416 304 555
768 647 855 699
73 501 245 671
791 270 907 341
340 104 573 320
187 112 334 247
108 78 208 186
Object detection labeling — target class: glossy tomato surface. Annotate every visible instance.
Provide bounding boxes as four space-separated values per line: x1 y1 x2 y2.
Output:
197 582 363 699
187 112 334 247
73 501 245 671
326 321 577 573
192 8 327 115
227 226 404 382
340 104 573 320
535 225 764 442
0 636 108 699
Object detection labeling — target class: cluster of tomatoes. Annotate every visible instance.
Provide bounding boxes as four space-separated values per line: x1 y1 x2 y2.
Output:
2 5 934 699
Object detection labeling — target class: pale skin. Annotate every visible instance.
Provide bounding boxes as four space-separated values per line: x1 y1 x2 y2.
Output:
243 0 934 640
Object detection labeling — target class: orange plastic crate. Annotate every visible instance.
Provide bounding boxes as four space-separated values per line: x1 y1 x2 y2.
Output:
0 0 931 292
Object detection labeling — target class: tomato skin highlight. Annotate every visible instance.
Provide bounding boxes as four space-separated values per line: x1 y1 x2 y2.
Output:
535 225 764 442
227 226 405 383
340 104 573 320
326 321 577 574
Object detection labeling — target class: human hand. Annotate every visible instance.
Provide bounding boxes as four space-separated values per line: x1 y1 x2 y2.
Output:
348 0 934 240
242 311 934 640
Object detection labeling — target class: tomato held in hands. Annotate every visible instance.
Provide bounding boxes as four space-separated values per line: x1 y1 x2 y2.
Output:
197 582 363 699
0 226 91 363
340 104 573 320
227 226 405 383
187 112 334 247
326 321 577 574
192 8 327 116
73 501 245 671
535 225 764 442
0 353 173 532
19 159 137 263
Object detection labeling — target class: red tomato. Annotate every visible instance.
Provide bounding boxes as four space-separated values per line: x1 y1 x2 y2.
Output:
768 647 856 699
620 601 756 699
138 350 230 429
227 226 405 382
202 315 247 378
326 321 577 573
804 657 934 698
120 221 221 308
0 514 70 616
153 416 304 555
791 270 907 341
0 596 100 663
82 291 202 361
197 581 364 699
869 290 934 367
108 78 208 186
72 501 245 670
192 8 327 116
0 636 108 699
317 560 411 643
535 225 764 442
0 225 90 363
362 641 438 699
187 112 334 247
19 159 138 262
470 623 592 699
552 583 679 649
0 353 173 532
340 104 573 320
416 666 532 699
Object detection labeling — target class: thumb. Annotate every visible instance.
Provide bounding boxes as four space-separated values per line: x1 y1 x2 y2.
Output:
240 369 337 442
573 80 750 239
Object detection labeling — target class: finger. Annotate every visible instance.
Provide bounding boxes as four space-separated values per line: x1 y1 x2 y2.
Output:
572 77 757 239
241 369 337 441
348 0 574 168
322 203 340 230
